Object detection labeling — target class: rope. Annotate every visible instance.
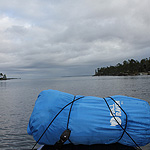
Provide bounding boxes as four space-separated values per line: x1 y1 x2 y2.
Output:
103 97 142 150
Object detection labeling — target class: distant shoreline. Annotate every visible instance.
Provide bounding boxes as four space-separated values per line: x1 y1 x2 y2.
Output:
94 58 150 76
93 72 150 76
0 78 21 80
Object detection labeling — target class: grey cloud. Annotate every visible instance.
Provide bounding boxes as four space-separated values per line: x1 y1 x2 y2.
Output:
0 0 150 78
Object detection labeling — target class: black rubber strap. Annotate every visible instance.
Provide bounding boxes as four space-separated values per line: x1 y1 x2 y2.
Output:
67 96 76 129
109 97 127 142
66 96 84 144
103 97 142 150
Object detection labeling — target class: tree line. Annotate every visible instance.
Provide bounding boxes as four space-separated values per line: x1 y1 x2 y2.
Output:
94 57 150 76
0 73 7 80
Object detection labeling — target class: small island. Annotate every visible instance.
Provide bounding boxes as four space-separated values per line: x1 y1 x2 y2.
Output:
0 73 21 80
0 73 7 80
94 57 150 76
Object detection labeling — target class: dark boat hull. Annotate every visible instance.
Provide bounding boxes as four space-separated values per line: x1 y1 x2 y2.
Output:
38 143 136 150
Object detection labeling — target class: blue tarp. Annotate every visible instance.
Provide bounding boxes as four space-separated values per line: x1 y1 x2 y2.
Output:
27 89 150 147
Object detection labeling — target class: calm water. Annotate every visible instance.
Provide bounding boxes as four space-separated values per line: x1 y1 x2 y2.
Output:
0 76 150 150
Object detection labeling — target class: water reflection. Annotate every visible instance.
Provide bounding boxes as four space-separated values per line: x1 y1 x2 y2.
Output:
0 81 7 88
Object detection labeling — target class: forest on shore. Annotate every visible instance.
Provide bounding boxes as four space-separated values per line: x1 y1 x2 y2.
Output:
94 57 150 76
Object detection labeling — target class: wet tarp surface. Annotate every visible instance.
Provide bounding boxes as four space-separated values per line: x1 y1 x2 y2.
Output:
27 89 150 147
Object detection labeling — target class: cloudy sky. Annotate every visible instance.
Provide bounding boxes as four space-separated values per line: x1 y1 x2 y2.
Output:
0 0 150 78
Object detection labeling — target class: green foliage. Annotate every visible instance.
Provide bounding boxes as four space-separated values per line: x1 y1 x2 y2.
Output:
0 73 7 80
3 74 7 79
94 57 150 76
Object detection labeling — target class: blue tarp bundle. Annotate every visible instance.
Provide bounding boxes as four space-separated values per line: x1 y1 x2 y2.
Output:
27 89 150 147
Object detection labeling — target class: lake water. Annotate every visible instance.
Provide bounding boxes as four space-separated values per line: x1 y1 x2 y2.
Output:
0 75 150 150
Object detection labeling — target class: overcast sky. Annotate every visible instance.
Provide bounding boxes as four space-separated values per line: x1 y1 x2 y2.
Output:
0 0 150 78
